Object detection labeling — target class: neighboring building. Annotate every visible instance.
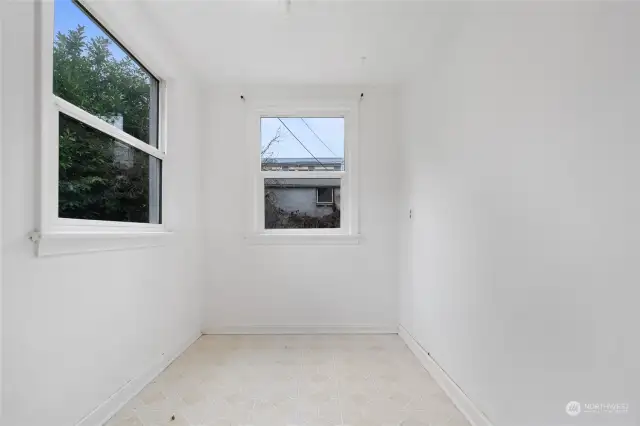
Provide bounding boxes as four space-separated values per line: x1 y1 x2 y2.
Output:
263 158 343 228
114 141 135 169
103 115 136 169
266 178 341 216
261 157 344 172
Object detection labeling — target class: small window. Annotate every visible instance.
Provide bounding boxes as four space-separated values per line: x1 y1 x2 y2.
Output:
316 187 334 205
50 0 164 227
253 108 358 237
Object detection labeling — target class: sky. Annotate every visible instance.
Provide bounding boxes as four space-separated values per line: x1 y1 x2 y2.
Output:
54 0 127 60
261 117 344 160
55 0 343 161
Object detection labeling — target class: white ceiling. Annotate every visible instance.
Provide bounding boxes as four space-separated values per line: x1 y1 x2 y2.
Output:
136 0 449 85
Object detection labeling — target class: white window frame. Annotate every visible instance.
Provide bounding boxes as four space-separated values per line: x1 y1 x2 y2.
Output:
36 0 168 238
0 14 4 414
316 187 334 205
247 101 360 244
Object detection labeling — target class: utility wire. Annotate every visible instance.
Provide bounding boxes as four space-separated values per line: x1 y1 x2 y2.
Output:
300 118 339 157
277 118 330 170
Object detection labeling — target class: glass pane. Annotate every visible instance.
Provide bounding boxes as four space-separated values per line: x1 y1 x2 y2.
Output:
261 117 344 171
265 178 341 229
53 0 159 146
316 187 334 204
58 113 161 224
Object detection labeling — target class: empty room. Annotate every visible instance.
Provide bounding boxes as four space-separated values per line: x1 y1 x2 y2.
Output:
0 1 638 426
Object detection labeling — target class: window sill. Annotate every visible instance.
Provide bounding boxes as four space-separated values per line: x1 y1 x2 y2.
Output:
245 233 360 246
29 230 173 257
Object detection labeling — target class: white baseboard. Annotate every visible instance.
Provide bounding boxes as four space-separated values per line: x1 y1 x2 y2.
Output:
398 325 493 426
203 325 398 335
74 331 202 426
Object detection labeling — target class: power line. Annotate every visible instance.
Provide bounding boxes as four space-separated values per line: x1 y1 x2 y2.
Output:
300 118 338 157
277 118 330 170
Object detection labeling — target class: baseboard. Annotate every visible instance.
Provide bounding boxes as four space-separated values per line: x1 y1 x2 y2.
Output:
398 325 493 426
74 331 202 426
203 325 398 334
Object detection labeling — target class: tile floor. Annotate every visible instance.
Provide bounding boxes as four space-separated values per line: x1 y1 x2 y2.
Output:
106 335 470 426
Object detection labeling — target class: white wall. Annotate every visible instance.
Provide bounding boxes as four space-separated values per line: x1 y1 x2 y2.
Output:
0 1 4 416
1 2 205 425
399 2 640 426
203 86 400 332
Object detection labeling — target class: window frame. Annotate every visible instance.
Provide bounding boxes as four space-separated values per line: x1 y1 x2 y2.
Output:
316 187 334 206
37 0 169 236
247 101 360 241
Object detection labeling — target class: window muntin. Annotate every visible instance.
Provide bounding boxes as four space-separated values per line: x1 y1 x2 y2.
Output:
58 113 161 224
51 0 164 227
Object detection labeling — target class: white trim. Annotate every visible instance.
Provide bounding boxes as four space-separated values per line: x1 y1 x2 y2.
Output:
36 0 170 242
346 100 360 236
158 80 169 154
203 326 396 335
246 233 360 246
74 332 201 426
398 325 494 426
30 231 173 257
0 14 4 416
260 227 348 236
54 97 165 160
37 0 56 234
53 218 165 232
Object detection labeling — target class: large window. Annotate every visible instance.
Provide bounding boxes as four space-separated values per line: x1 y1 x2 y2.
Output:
45 0 165 230
251 104 359 239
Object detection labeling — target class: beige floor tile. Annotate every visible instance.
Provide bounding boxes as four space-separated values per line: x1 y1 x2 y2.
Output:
103 335 469 426
104 410 144 426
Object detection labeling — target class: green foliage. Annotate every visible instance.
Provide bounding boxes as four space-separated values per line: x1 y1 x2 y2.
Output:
266 206 340 229
55 26 158 223
264 180 340 229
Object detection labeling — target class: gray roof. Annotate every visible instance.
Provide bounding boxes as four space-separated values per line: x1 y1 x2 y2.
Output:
265 178 340 188
263 157 344 166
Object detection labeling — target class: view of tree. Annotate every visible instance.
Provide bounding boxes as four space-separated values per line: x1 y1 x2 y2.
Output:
55 26 158 223
55 25 334 227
